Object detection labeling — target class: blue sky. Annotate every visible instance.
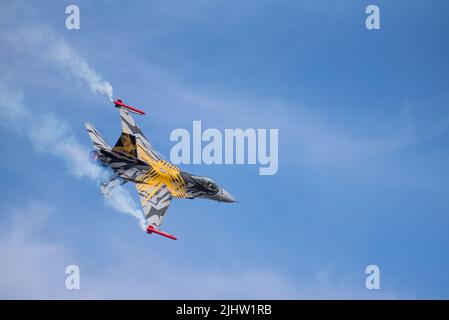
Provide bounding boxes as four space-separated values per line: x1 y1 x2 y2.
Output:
1 0 449 298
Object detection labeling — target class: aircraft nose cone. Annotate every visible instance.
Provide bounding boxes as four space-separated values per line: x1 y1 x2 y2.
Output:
219 189 237 203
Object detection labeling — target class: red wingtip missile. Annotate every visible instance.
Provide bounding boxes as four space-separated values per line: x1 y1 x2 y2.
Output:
113 99 146 115
146 225 177 240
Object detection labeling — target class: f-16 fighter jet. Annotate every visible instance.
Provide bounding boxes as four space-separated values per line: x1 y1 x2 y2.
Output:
85 99 236 240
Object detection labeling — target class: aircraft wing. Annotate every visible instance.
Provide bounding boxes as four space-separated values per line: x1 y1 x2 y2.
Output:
119 109 164 163
136 182 172 229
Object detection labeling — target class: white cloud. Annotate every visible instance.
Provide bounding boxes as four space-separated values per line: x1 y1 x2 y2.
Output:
0 202 401 299
0 202 68 299
0 201 299 299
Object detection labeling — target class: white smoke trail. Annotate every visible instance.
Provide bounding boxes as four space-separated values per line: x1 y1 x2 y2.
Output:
48 39 114 102
105 188 147 231
0 84 146 231
0 4 147 229
0 5 113 102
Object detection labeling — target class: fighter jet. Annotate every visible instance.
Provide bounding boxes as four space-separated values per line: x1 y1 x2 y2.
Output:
85 99 236 240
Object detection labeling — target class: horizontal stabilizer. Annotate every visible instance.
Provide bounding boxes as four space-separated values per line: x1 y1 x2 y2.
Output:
85 122 111 150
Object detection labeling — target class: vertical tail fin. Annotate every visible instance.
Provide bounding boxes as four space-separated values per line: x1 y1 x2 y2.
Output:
118 109 164 162
112 132 138 158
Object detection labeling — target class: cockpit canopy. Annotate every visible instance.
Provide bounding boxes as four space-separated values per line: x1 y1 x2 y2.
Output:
192 176 220 194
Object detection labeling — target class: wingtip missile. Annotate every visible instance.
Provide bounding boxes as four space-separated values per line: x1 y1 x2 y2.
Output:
113 98 146 115
146 225 177 240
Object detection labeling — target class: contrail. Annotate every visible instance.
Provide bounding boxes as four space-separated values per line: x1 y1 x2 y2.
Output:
0 2 113 102
0 86 146 231
48 39 114 102
0 3 146 229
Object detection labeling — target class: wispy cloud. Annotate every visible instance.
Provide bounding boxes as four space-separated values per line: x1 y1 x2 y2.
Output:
0 201 298 299
0 202 68 299
130 63 449 173
0 201 402 299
